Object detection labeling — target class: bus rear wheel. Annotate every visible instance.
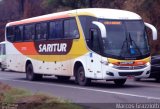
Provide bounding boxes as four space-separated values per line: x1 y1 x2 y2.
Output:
114 79 126 86
0 63 4 71
76 66 91 86
26 64 42 81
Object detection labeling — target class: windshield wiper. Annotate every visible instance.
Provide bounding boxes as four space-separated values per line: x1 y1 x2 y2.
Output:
120 33 142 57
128 33 142 56
120 34 130 57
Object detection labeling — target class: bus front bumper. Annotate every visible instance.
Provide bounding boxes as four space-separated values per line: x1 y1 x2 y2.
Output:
102 62 151 80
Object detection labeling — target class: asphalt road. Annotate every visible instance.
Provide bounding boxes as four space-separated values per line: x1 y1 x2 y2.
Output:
0 70 160 109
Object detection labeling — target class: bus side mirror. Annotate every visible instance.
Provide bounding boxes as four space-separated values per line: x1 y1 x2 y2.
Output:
92 21 107 38
145 22 157 40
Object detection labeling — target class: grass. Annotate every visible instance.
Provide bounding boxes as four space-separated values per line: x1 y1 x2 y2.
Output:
0 82 83 109
3 88 31 103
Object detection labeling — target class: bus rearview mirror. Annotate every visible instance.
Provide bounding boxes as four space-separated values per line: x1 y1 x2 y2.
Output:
92 21 107 38
145 22 157 40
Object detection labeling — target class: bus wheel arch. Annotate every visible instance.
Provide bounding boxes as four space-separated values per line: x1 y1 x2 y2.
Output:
25 60 42 81
74 61 91 86
74 61 83 77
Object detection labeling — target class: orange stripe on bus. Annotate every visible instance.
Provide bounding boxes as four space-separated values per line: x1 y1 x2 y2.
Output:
9 14 70 26
13 42 38 55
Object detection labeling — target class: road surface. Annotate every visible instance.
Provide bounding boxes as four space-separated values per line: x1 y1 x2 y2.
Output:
0 70 160 109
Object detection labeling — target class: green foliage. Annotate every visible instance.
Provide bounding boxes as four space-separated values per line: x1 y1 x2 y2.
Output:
47 0 61 6
1 85 83 109
43 0 92 9
3 88 31 103
141 0 153 10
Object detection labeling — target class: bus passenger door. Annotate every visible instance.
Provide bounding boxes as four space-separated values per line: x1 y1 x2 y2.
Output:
86 29 102 79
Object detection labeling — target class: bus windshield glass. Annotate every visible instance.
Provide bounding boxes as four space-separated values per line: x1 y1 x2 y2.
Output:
99 20 149 59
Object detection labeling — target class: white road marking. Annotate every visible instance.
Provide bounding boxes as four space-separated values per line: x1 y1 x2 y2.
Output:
0 77 160 100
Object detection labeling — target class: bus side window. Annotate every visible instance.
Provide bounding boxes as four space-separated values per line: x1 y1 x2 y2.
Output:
0 44 1 55
24 24 35 41
64 20 70 38
41 22 48 40
55 20 63 39
2 44 5 55
64 19 79 39
70 19 79 38
36 22 48 40
49 21 56 39
15 26 23 41
36 23 41 40
6 27 15 42
0 44 5 55
90 29 101 54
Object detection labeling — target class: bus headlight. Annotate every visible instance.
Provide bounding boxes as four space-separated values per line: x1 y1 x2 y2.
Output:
100 60 109 65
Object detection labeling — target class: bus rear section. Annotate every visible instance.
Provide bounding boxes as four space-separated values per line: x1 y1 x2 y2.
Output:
0 42 6 71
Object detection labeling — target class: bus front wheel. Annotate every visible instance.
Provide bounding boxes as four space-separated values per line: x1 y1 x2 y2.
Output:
26 64 42 81
114 79 126 86
76 66 91 86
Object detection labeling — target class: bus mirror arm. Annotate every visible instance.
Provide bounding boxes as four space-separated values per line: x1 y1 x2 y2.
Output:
92 21 107 38
145 22 157 40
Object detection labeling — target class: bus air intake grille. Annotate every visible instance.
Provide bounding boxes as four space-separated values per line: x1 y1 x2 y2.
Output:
114 65 146 70
119 71 143 76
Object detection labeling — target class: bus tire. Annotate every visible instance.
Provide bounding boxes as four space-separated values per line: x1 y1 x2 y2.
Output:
57 76 70 81
1 68 5 71
134 78 141 81
76 66 91 86
155 77 160 82
26 64 42 81
114 79 126 86
0 65 4 71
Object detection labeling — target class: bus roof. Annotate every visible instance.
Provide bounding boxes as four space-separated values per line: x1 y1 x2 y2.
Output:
77 8 141 20
6 8 142 26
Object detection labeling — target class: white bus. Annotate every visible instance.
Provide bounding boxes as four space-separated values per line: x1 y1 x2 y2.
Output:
0 41 6 71
5 8 157 86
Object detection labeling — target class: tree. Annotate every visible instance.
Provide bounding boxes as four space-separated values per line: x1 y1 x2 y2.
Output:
85 0 92 8
43 0 93 9
18 0 25 15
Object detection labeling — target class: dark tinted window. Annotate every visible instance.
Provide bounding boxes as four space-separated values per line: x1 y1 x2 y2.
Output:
0 44 6 55
36 22 48 40
90 29 100 54
6 27 15 42
24 24 35 41
55 20 63 38
49 20 63 39
49 22 56 39
64 19 79 39
15 26 23 41
79 16 97 40
64 20 70 38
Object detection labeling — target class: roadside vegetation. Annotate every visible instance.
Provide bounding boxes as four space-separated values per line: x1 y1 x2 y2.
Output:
0 82 82 109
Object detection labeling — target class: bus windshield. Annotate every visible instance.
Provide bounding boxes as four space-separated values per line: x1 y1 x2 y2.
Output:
99 20 149 59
